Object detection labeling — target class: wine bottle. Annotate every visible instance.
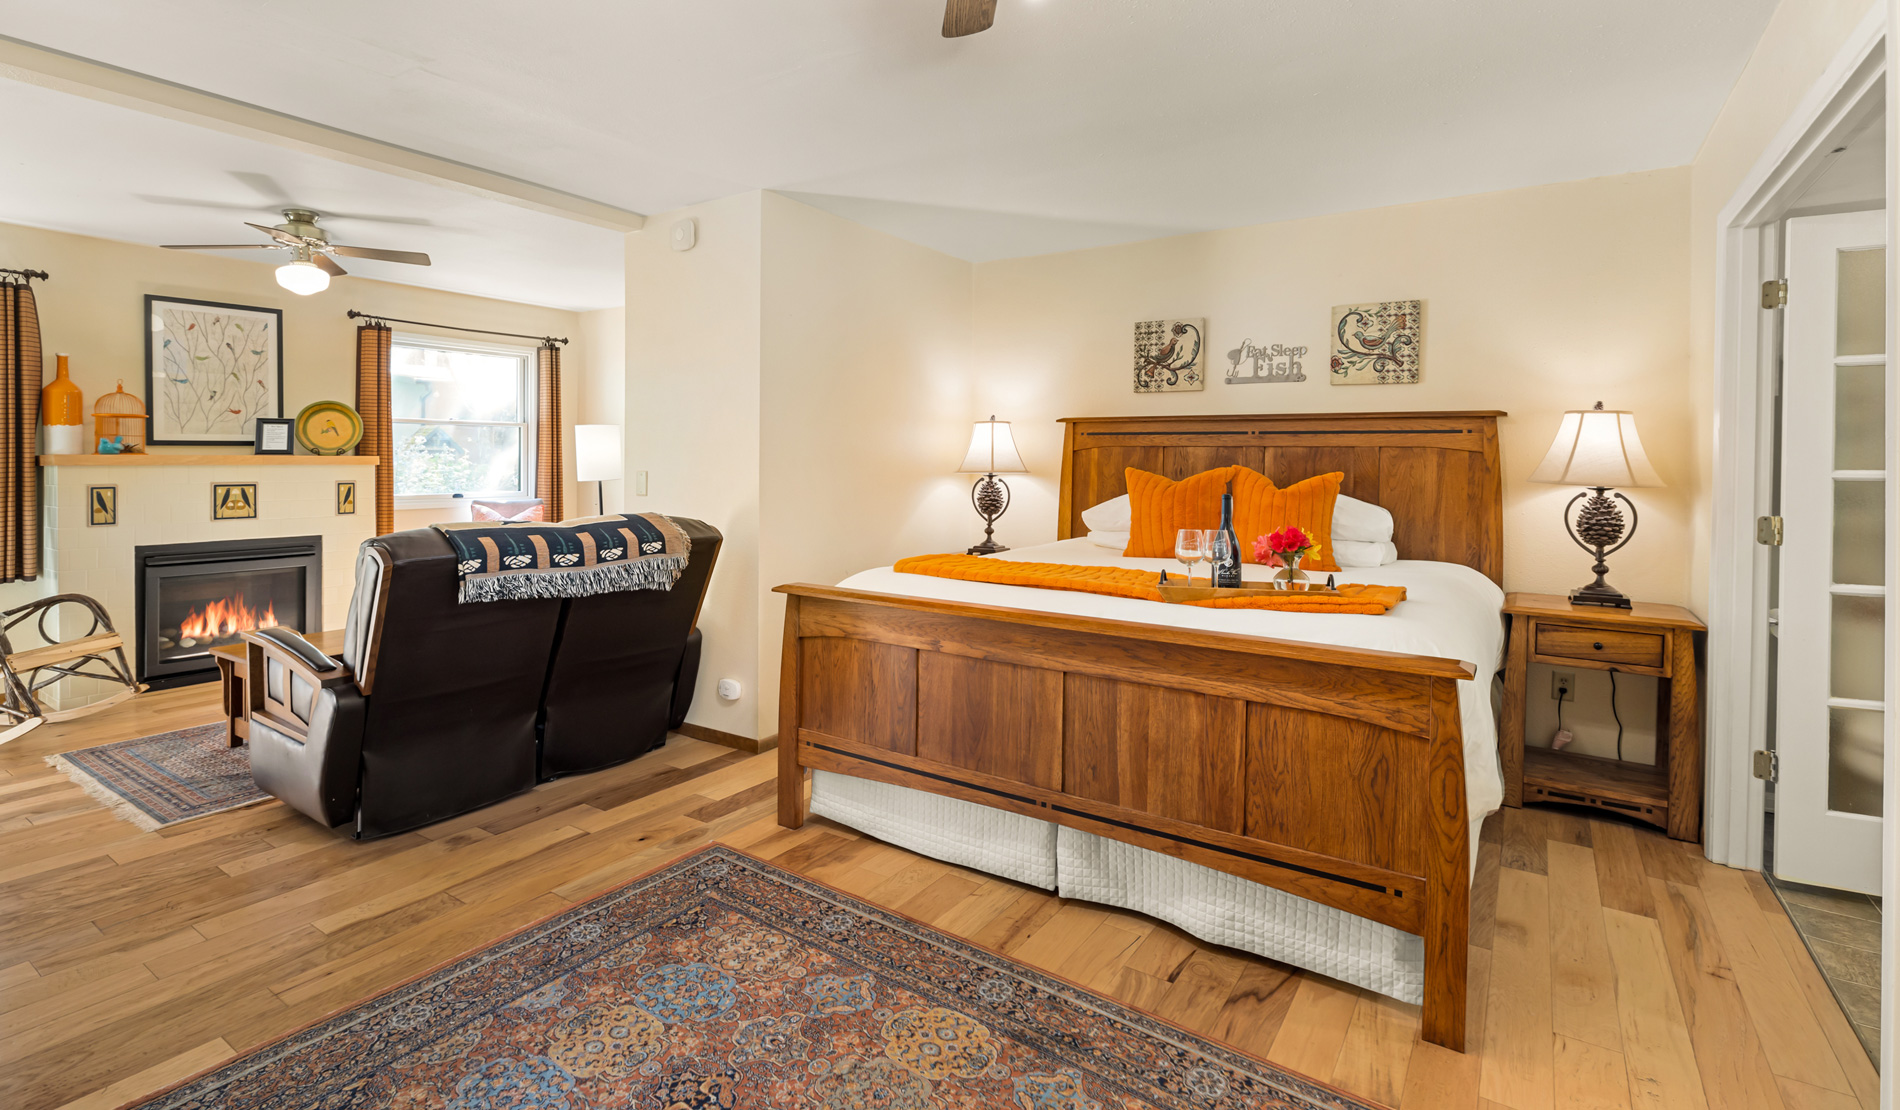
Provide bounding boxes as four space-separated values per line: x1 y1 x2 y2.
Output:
1214 484 1242 588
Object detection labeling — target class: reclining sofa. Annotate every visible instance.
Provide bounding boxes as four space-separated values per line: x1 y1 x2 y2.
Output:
241 518 720 837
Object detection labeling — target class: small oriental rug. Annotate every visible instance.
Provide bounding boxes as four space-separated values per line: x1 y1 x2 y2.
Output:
131 845 1376 1110
46 723 268 830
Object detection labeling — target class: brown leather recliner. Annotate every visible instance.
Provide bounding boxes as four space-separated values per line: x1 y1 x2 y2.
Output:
243 519 721 837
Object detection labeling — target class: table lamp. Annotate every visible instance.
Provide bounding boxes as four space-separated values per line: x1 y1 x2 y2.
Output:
574 424 624 517
1529 402 1663 609
957 415 1028 555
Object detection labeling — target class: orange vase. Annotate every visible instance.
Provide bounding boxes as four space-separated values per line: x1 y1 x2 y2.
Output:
41 353 84 455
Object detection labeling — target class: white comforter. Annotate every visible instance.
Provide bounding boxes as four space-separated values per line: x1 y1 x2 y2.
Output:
838 537 1507 826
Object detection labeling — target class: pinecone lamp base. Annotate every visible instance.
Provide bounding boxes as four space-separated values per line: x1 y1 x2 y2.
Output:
1563 486 1637 609
967 474 1012 555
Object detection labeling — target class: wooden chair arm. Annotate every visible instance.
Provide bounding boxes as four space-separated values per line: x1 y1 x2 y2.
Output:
241 628 354 743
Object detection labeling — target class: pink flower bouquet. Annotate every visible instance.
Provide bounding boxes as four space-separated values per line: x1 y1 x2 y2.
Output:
1254 526 1316 568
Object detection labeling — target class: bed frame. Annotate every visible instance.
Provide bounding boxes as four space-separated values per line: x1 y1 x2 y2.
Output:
775 410 1505 1050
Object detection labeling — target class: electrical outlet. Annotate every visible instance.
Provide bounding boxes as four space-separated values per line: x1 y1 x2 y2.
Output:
1551 671 1575 702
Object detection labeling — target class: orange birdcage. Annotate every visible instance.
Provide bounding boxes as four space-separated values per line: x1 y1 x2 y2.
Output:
92 380 148 455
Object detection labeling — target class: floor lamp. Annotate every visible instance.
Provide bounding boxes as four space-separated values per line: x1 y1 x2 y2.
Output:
575 424 623 517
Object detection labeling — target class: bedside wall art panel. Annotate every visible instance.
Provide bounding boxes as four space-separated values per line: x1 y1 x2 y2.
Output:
1330 300 1422 386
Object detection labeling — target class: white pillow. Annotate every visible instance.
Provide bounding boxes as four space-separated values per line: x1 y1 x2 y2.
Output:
1333 539 1399 567
1087 530 1130 550
1332 495 1394 543
1080 494 1131 534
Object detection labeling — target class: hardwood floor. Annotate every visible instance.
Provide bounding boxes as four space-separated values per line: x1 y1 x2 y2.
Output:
0 683 1880 1110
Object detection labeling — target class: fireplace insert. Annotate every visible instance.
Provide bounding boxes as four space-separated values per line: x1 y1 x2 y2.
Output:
134 536 323 687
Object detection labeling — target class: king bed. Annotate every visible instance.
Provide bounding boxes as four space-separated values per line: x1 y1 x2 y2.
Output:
774 410 1506 1050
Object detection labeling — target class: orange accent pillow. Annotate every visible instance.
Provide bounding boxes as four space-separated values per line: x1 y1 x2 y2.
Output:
1122 466 1238 557
1231 469 1345 571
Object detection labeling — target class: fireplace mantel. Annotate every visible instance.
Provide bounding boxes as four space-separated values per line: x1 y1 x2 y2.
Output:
41 454 381 467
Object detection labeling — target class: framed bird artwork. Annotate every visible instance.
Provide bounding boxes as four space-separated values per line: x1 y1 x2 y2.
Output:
1330 300 1423 385
144 295 284 445
1133 318 1206 393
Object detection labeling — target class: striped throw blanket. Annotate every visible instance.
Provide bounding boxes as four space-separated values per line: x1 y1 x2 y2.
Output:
435 513 691 603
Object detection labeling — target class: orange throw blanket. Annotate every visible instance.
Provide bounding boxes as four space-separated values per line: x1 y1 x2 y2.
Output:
893 554 1407 614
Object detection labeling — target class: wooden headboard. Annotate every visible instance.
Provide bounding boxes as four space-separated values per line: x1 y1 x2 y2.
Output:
1057 411 1506 584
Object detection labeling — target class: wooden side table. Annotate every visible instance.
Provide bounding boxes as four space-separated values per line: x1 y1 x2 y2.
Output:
211 628 348 747
1498 593 1705 842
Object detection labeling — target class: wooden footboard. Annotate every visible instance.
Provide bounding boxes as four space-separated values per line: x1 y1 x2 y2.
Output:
775 583 1475 1050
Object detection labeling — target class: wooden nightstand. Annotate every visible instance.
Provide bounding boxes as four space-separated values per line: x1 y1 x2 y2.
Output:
1499 592 1705 842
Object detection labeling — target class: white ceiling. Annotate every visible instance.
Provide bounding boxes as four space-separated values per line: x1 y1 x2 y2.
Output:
0 0 1779 274
0 80 626 310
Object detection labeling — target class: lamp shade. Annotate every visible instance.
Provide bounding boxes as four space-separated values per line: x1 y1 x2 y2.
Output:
1529 404 1663 488
574 424 624 483
956 416 1028 474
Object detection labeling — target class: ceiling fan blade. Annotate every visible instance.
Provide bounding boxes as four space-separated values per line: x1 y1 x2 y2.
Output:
330 245 432 266
244 221 308 247
161 243 279 251
942 0 995 37
312 253 348 277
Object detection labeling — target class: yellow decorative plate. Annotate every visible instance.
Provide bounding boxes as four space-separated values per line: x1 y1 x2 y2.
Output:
295 401 364 456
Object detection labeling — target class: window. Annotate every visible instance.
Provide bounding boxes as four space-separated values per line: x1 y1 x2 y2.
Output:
391 335 536 503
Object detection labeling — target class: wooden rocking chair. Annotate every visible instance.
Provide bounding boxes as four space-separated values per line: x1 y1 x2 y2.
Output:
0 594 146 744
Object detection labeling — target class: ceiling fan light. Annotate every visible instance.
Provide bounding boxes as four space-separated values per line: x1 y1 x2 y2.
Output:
275 259 330 296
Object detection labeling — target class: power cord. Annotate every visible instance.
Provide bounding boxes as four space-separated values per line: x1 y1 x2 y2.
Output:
1609 669 1624 761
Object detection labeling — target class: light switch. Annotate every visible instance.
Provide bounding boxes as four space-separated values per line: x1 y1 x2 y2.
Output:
634 470 649 496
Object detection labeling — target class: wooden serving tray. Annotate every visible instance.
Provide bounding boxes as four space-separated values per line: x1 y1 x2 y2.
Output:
1155 575 1343 603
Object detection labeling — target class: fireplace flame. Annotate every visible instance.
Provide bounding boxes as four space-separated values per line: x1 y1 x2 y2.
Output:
178 594 278 641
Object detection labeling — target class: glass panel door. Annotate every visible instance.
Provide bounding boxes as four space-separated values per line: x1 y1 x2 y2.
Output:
1775 211 1888 893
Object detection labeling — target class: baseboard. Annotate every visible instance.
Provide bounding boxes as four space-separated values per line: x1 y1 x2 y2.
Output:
676 723 778 754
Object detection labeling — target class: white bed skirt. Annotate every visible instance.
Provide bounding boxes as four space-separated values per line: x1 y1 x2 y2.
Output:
810 769 1487 1004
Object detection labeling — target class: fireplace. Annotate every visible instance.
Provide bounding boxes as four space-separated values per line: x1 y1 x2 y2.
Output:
135 537 323 686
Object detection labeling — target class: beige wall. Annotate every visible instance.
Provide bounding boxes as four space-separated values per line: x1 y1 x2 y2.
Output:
578 306 628 514
624 192 977 740
0 219 585 549
624 192 764 740
1685 0 1879 612
757 192 975 736
971 168 1696 607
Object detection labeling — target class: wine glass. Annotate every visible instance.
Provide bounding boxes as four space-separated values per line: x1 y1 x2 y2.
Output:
1174 528 1207 584
1206 531 1234 586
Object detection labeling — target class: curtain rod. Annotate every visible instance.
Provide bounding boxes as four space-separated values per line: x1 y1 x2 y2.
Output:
346 309 567 346
0 268 48 283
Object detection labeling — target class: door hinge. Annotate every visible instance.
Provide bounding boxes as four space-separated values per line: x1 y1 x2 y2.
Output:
1756 516 1784 545
1752 749 1778 782
1762 279 1788 309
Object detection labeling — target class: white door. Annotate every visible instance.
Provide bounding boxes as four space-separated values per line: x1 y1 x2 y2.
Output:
1774 209 1889 893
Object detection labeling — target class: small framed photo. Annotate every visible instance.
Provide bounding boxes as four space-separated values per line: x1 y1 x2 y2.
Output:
88 485 117 526
253 417 294 455
336 480 356 515
212 482 257 520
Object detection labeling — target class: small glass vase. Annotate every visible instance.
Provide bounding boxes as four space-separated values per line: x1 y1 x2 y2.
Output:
1274 552 1311 589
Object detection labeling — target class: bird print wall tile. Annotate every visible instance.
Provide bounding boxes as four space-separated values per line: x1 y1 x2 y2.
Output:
1133 318 1206 392
1330 300 1422 385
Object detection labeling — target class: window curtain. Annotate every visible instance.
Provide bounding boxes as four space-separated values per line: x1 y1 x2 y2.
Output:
1 280 42 583
536 343 565 521
355 321 395 536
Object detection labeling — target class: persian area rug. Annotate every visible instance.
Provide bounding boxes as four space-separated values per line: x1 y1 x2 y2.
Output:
46 723 268 831
132 845 1377 1110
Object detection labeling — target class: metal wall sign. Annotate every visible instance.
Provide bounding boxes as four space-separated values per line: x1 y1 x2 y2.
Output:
1225 339 1306 384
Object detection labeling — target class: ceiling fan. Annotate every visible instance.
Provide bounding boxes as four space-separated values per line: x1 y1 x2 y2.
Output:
942 0 996 37
162 209 431 296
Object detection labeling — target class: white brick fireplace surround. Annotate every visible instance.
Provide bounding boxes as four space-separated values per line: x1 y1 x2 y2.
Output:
39 453 377 707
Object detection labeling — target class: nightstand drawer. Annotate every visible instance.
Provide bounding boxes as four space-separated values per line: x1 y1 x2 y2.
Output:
1534 623 1665 668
